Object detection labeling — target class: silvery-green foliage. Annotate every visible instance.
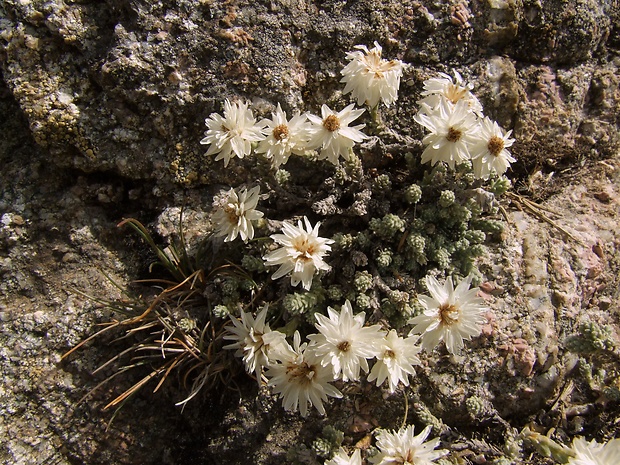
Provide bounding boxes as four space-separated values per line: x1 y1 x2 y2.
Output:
311 425 344 459
565 321 617 353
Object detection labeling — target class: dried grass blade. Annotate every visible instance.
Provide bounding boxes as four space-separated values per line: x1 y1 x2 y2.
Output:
62 321 121 360
104 364 169 409
92 344 145 375
507 192 582 243
153 354 185 393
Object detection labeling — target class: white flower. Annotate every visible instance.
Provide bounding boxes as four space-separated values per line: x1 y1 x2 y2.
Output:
568 437 620 465
408 274 487 354
417 70 483 116
308 300 385 382
340 42 404 108
223 305 287 383
307 104 368 165
415 71 487 171
413 98 480 169
326 448 363 465
370 425 448 465
263 216 334 291
212 186 264 242
200 99 266 167
256 103 312 169
367 330 422 393
266 331 342 417
470 116 516 180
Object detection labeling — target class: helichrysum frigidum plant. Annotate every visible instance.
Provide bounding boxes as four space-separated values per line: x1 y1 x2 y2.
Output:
263 216 334 291
200 55 506 420
73 36 620 465
308 299 385 382
307 103 368 164
340 41 404 108
408 274 487 354
73 38 530 463
200 99 266 167
265 330 343 417
370 425 448 465
256 103 312 169
212 185 263 242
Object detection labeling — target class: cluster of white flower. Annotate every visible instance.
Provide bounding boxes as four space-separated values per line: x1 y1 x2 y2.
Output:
204 44 405 290
208 44 514 463
200 62 514 179
225 276 487 418
225 300 424 417
211 187 334 289
201 99 373 168
414 70 516 180
201 44 403 169
206 50 516 296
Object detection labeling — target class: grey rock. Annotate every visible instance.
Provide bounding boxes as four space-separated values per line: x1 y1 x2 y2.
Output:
1 0 619 185
1 1 619 464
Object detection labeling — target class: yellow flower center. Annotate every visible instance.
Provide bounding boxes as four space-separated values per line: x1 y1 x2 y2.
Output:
385 349 396 359
445 83 468 104
403 451 417 464
293 236 318 262
487 135 505 157
362 51 399 79
323 115 341 132
337 341 351 352
273 124 289 141
446 127 462 142
439 303 460 326
223 203 240 223
286 361 316 386
221 124 240 137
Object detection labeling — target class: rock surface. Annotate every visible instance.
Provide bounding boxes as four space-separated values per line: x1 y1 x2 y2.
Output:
1 1 619 464
2 0 619 184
